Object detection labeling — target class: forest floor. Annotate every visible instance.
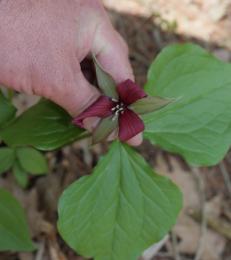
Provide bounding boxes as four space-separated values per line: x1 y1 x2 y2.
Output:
1 0 231 260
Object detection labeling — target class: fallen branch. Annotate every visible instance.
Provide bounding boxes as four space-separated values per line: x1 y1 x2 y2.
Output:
171 231 181 260
191 168 207 260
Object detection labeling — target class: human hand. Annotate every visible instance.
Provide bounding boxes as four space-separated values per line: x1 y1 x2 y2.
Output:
0 0 142 145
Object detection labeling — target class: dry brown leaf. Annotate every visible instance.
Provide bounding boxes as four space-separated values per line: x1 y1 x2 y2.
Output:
155 156 226 259
205 194 223 219
155 155 200 210
173 214 226 260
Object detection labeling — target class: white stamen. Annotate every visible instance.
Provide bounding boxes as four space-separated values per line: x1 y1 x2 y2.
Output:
111 102 125 120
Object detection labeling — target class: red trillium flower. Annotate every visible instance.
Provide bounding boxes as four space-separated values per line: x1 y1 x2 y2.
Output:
73 57 173 144
73 79 146 142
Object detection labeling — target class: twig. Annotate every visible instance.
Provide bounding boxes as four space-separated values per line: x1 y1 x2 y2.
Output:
171 231 181 260
156 252 173 257
219 162 231 199
191 167 207 260
35 240 45 260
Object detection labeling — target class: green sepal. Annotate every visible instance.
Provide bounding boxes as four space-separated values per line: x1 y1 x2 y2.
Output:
92 115 118 144
93 56 118 99
130 96 175 115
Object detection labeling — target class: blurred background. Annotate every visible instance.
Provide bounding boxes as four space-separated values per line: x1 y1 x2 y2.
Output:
1 0 231 259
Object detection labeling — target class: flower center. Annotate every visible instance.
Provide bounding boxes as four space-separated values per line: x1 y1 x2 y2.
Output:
111 100 125 120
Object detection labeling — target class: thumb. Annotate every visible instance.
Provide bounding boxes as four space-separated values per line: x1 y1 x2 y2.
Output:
92 23 134 83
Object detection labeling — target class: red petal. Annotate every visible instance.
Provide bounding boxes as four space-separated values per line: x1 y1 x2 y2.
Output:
117 79 147 105
73 96 114 128
119 108 144 141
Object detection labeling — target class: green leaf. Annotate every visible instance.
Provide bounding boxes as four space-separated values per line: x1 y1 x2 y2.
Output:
0 188 35 251
144 43 231 166
0 147 15 175
0 100 86 151
93 56 118 99
58 141 182 260
0 91 16 127
92 115 118 144
13 161 29 188
130 96 174 115
16 147 48 175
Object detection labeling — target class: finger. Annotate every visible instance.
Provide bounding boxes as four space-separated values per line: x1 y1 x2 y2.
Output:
127 133 143 146
107 130 142 146
48 67 100 117
92 23 134 83
84 117 100 131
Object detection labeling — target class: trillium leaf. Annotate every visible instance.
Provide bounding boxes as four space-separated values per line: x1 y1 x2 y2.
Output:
130 96 174 115
0 147 15 175
13 161 29 188
0 100 86 151
92 115 118 144
58 141 182 260
93 56 118 99
0 188 35 251
16 147 48 175
144 43 231 166
0 91 16 127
